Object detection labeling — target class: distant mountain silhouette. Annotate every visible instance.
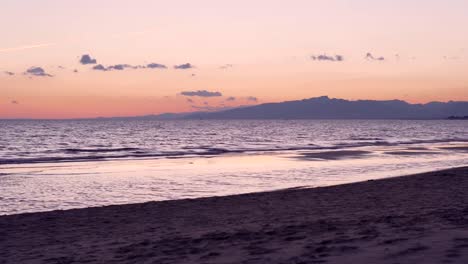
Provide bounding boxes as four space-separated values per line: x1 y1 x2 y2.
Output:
185 96 468 120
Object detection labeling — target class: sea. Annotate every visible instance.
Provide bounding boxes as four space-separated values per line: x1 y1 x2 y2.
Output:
1 119 467 215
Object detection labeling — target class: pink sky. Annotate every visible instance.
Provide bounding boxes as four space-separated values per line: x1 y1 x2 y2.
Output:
1 0 467 118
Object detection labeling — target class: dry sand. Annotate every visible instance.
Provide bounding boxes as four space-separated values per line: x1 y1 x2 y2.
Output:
1 167 468 264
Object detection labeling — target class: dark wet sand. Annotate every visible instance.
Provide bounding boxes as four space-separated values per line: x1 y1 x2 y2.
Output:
1 167 468 264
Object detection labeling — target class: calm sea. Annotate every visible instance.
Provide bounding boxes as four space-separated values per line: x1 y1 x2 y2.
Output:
1 119 467 215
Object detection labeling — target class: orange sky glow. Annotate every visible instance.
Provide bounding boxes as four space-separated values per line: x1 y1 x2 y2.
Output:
1 0 467 118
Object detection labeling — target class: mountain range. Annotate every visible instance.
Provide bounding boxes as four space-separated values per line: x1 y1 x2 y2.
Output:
182 96 468 120
74 96 468 120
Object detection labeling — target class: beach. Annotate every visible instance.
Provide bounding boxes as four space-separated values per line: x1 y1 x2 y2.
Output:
1 167 468 263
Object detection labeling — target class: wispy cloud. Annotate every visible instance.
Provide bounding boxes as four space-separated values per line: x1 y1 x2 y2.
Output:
92 62 166 71
365 52 385 61
226 96 236 101
92 64 108 71
219 64 234 69
107 64 134 71
181 90 222 97
24 67 53 77
246 96 258 102
11 100 19 105
4 71 15 76
311 54 344 62
174 63 195 70
0 43 55 53
146 63 167 69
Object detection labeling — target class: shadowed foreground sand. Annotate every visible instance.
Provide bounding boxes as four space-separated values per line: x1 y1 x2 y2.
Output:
1 167 468 264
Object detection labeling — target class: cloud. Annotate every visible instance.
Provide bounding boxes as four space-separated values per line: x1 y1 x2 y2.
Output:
108 64 133 70
146 63 167 69
24 67 53 77
186 98 194 103
4 71 14 76
226 96 236 101
92 64 108 71
92 63 166 71
73 69 78 73
246 96 258 102
174 63 194 70
219 64 233 69
311 54 344 62
365 52 385 61
11 100 19 105
181 90 223 97
80 54 97 65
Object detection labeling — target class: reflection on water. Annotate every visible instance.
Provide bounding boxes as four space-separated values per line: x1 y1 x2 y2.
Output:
1 142 467 215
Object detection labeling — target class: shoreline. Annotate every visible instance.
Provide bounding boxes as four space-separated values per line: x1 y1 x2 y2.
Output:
2 167 468 263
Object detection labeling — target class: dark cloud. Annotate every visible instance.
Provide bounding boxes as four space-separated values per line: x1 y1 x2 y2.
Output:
4 71 15 76
11 100 19 105
365 53 385 61
80 54 97 65
146 63 167 69
181 90 222 97
108 64 133 71
186 98 194 103
226 96 236 101
219 64 233 69
246 96 258 102
73 69 78 73
311 54 344 62
92 64 108 71
25 67 53 77
92 63 165 71
174 63 194 70
86 58 167 72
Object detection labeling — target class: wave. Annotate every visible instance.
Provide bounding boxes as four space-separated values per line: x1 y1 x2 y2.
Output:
1 137 467 165
63 147 140 153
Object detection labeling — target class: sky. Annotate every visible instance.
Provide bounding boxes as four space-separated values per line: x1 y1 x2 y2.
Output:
1 0 467 119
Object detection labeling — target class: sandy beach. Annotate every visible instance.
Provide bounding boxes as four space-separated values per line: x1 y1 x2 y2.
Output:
1 167 468 264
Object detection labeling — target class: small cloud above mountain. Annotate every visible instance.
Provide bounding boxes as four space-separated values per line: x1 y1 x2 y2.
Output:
181 90 222 97
174 63 194 70
80 54 97 65
24 67 53 77
246 96 258 102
